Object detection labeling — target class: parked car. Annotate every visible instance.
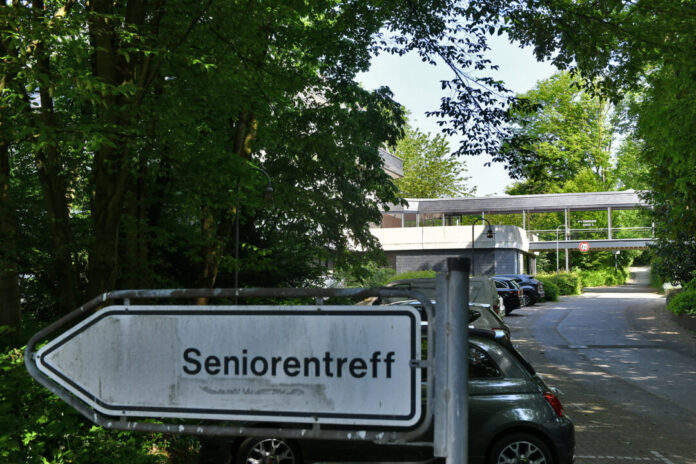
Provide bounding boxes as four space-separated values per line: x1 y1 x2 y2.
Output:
496 274 545 306
365 277 505 318
386 299 510 340
493 276 525 315
227 329 575 464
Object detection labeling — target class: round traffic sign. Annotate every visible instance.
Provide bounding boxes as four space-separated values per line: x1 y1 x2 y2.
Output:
578 241 590 252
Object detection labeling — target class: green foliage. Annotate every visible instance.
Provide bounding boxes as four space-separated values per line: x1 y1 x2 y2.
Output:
666 282 696 317
499 0 696 290
331 261 396 288
650 237 696 286
0 0 525 319
650 263 665 293
388 270 437 284
498 72 615 194
393 126 476 198
538 272 582 296
0 345 200 464
577 268 629 287
536 277 559 302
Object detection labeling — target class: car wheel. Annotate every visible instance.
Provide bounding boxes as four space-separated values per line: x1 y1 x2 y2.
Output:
236 437 302 464
488 432 553 464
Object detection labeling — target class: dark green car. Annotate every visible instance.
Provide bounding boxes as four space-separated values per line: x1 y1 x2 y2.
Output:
226 330 575 464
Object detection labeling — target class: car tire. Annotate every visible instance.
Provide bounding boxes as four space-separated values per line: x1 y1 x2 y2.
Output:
488 432 554 464
236 437 302 464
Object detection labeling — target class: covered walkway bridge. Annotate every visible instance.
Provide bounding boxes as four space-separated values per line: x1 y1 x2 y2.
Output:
371 191 653 274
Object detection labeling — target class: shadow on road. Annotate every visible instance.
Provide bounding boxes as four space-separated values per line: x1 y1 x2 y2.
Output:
582 286 655 294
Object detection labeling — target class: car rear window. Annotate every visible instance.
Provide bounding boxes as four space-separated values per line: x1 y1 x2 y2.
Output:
469 345 502 379
469 281 488 303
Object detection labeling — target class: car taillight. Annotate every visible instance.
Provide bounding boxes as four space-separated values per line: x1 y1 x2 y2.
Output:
544 392 565 417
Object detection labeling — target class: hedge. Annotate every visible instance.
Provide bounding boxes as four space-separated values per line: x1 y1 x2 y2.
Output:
536 267 630 301
667 281 696 316
0 344 201 464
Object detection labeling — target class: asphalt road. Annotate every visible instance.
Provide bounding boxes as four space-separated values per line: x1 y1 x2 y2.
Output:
505 267 696 464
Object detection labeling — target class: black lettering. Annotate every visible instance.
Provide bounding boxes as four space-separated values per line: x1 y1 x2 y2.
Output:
224 356 239 375
304 357 320 376
336 357 348 377
370 351 381 378
242 349 248 375
385 351 396 378
284 357 300 376
349 358 367 378
183 348 201 375
271 356 282 375
323 352 334 377
205 355 221 375
251 356 268 376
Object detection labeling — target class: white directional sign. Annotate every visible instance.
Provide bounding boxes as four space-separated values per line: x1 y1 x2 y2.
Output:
36 305 421 426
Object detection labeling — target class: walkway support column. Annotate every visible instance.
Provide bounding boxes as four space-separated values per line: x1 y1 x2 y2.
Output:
608 207 612 239
564 208 570 272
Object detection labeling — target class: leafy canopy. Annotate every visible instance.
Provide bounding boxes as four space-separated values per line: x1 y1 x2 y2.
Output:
393 126 476 198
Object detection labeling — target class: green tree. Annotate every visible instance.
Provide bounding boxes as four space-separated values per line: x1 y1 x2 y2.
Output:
393 126 476 198
498 72 615 195
1 0 519 337
498 0 696 283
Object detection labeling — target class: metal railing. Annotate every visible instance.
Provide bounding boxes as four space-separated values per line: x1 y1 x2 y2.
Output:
528 226 654 242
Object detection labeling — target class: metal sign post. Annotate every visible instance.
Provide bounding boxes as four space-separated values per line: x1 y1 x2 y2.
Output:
433 258 470 464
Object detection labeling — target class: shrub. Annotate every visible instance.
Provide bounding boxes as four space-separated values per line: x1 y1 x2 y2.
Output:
538 272 582 296
0 346 199 464
577 268 629 287
650 263 665 293
667 281 696 316
386 269 436 284
537 277 559 301
556 272 582 294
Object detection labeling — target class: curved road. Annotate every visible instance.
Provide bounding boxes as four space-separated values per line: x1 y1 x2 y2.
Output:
506 267 696 464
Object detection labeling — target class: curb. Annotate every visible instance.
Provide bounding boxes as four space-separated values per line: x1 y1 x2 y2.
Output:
667 309 696 332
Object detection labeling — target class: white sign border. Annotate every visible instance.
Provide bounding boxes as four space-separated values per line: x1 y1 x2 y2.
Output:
36 305 422 427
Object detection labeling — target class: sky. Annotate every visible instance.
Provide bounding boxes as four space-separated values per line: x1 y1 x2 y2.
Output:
357 34 557 196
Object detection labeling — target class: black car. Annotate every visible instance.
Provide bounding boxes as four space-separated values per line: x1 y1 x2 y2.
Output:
226 330 575 464
496 274 545 306
493 277 524 315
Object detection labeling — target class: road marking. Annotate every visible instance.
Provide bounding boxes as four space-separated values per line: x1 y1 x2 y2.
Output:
577 455 662 462
651 451 675 464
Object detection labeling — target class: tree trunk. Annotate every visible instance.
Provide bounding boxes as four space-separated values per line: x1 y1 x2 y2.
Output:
88 158 130 296
122 156 150 289
0 141 21 343
85 0 132 297
0 5 22 341
26 0 81 314
196 113 257 303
